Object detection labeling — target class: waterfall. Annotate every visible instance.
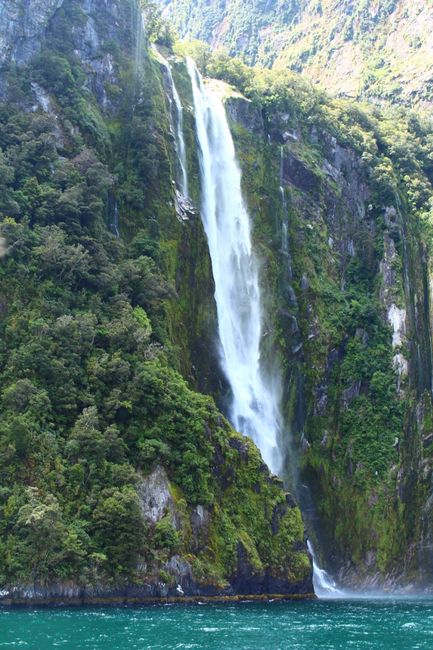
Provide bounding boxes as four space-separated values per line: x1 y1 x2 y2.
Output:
279 146 297 308
188 59 342 596
153 47 189 197
187 59 281 473
133 7 145 86
307 541 343 598
111 201 120 239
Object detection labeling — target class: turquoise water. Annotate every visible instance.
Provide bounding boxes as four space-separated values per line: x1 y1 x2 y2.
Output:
1 599 433 649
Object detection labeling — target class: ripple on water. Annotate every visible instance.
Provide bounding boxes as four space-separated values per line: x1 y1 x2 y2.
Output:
3 600 433 649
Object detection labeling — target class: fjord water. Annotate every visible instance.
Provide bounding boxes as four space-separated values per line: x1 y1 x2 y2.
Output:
187 59 281 473
2 600 433 649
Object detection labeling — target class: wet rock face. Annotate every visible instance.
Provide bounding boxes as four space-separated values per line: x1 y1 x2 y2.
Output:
223 90 433 586
65 0 140 110
226 96 264 135
282 151 321 197
322 134 370 211
190 504 210 552
137 465 179 529
0 0 63 67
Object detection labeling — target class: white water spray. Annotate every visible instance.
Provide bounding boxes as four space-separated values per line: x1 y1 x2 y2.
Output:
187 59 281 473
307 540 343 598
153 48 189 197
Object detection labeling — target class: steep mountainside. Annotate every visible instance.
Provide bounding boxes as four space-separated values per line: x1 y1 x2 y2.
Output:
192 54 433 588
0 0 311 604
161 0 433 106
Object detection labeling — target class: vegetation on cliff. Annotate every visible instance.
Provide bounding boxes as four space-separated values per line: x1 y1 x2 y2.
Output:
0 0 310 595
181 46 433 582
2 0 433 595
162 0 433 108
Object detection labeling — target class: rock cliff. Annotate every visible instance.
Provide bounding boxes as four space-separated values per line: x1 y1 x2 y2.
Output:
221 76 433 589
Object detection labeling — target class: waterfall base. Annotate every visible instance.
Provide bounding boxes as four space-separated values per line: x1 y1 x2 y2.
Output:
307 541 345 599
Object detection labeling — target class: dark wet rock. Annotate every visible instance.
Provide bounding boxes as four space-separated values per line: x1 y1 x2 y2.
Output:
226 96 264 136
281 152 321 197
229 437 249 460
423 433 433 449
341 381 361 409
190 505 210 552
175 188 198 222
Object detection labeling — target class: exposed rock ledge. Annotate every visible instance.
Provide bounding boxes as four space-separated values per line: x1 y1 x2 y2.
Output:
0 582 314 607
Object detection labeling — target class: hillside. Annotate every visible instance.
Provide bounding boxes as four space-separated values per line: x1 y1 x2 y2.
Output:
0 0 311 604
2 0 433 603
161 0 433 106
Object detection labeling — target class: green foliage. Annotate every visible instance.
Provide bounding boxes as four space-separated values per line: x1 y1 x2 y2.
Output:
166 0 433 106
0 2 309 592
140 1 177 47
92 488 146 575
153 516 181 552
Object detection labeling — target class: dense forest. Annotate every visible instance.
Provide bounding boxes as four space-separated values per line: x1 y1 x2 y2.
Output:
162 0 433 107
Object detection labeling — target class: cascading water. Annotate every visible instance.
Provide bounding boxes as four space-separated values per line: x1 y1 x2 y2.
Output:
153 47 189 197
187 59 281 473
133 7 145 85
307 541 343 598
279 145 297 307
111 201 120 239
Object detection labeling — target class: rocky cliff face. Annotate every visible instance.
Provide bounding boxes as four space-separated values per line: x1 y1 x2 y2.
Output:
221 80 433 589
0 0 142 107
0 0 62 65
0 0 60 96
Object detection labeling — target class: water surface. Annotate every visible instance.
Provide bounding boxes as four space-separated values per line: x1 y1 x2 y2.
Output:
2 599 433 649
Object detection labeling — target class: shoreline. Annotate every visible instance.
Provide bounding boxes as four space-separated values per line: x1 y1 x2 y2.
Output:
0 592 316 608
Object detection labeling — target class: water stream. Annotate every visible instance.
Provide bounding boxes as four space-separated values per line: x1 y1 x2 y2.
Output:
307 540 343 598
279 146 290 261
111 201 120 239
187 59 281 473
153 47 189 197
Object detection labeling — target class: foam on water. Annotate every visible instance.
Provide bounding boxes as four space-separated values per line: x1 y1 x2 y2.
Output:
3 601 433 648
